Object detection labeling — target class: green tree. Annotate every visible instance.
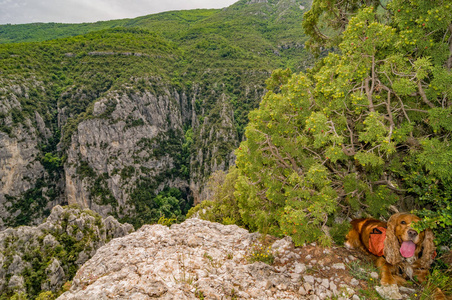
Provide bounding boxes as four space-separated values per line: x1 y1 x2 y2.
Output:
42 153 62 172
236 1 452 246
187 166 242 226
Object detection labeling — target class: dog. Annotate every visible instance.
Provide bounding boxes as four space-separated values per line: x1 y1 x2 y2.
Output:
345 212 436 286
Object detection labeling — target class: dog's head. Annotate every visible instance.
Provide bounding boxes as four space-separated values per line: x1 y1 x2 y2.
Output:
384 213 435 267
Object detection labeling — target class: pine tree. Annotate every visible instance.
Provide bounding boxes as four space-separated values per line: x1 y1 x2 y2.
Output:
235 0 452 246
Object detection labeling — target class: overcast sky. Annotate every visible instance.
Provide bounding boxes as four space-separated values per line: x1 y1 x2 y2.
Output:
0 0 239 25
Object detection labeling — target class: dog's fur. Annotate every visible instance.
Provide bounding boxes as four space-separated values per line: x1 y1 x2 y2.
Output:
345 212 436 285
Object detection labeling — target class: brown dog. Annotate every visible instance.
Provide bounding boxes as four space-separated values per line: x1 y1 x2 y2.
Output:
345 212 436 285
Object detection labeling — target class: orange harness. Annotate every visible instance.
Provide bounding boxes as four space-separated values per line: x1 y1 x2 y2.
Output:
369 227 386 256
369 227 437 259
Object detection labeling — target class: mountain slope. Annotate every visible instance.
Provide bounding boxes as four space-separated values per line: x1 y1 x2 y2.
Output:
0 0 313 230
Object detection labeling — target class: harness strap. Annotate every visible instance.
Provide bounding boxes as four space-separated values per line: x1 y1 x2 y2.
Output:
369 226 386 257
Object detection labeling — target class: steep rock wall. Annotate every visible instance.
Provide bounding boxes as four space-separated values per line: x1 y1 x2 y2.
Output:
0 80 62 229
64 89 186 217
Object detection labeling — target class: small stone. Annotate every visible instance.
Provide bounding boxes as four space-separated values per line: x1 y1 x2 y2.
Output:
304 282 313 292
299 286 307 295
370 272 379 279
350 278 359 286
265 280 273 289
305 255 312 260
332 263 346 270
330 282 338 295
375 284 403 300
276 265 287 273
294 263 307 274
291 273 302 282
321 278 329 288
146 281 167 297
399 286 416 294
304 275 315 284
352 295 360 300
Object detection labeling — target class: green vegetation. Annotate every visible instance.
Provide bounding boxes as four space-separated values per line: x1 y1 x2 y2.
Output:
188 0 452 260
248 243 275 265
420 269 452 299
0 206 115 300
0 0 312 230
187 166 242 226
231 0 452 248
3 0 451 295
5 179 55 227
124 183 191 229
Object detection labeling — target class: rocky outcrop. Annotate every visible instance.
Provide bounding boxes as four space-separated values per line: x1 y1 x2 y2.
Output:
64 89 186 217
0 79 61 229
0 205 133 298
58 218 369 300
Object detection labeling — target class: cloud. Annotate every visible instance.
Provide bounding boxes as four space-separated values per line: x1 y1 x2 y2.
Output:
0 0 238 24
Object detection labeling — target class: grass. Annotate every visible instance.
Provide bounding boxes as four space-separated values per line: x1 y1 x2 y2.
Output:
346 260 384 299
173 254 197 285
419 269 452 300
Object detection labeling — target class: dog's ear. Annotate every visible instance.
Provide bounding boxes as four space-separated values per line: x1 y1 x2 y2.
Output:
384 213 403 266
418 228 436 268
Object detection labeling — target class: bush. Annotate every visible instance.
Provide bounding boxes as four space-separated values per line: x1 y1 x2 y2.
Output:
186 166 242 226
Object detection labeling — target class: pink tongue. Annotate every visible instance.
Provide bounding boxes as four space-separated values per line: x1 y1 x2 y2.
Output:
400 241 416 258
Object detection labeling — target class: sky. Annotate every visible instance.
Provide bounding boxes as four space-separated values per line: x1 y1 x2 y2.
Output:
0 0 239 25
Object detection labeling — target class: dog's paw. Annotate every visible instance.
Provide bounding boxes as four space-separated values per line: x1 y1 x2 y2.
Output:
344 240 354 250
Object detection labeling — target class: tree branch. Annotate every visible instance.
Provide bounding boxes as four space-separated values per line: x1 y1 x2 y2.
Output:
446 23 452 70
417 81 435 108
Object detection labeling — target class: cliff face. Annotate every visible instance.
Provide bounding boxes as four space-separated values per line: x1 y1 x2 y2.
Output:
0 205 133 298
64 88 186 217
0 75 259 229
0 79 62 229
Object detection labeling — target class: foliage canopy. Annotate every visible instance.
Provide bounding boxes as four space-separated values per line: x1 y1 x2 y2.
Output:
235 0 452 246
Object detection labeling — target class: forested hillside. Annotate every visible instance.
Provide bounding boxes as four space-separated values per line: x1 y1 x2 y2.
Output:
0 0 313 230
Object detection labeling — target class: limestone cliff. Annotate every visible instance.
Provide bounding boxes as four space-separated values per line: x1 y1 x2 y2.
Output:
0 205 133 298
64 88 186 217
0 78 62 229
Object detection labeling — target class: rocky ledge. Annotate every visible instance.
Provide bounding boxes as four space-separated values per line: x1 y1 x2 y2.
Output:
58 218 389 300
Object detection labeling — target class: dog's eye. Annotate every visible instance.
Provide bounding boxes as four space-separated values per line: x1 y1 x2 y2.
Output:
401 220 406 225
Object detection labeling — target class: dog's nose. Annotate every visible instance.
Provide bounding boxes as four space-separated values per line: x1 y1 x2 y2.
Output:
408 229 418 239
